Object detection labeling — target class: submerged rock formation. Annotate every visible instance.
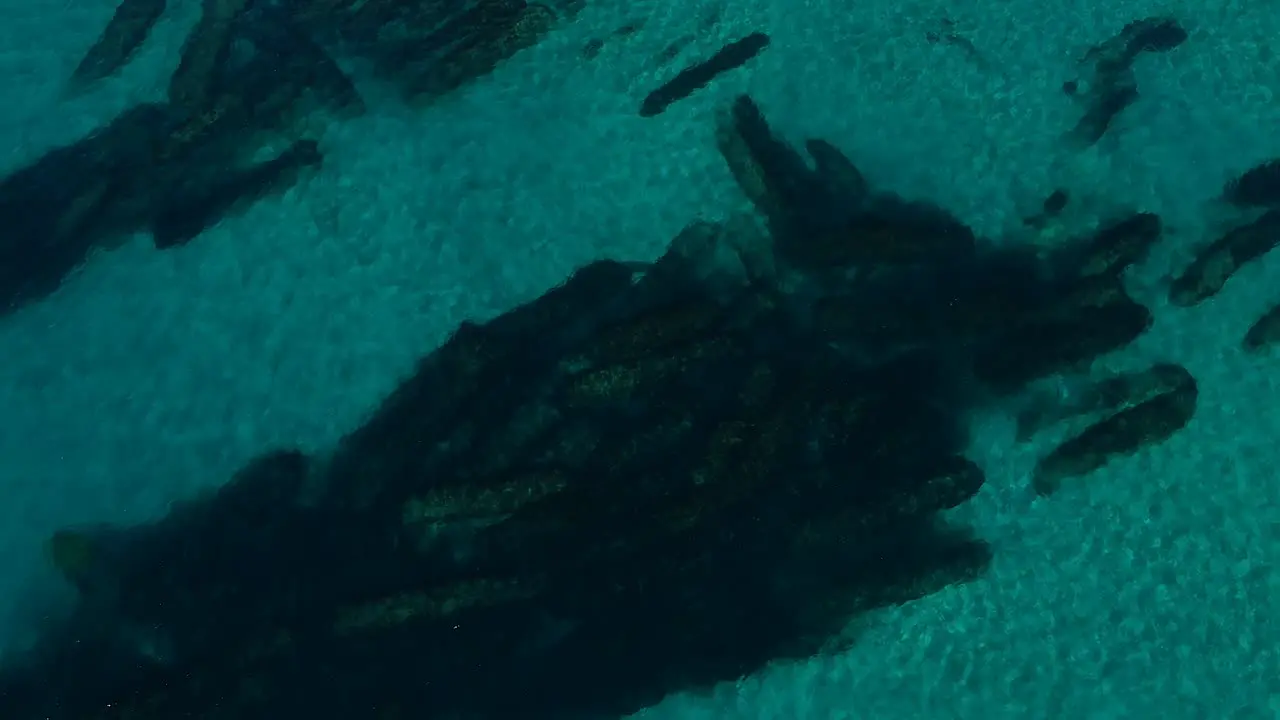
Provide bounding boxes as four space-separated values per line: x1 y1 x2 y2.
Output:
1063 16 1188 147
71 0 565 106
1019 363 1197 495
0 93 1201 719
0 222 994 720
0 0 366 316
1032 364 1196 496
2 0 580 315
1223 158 1280 208
639 32 771 117
1016 363 1192 442
1244 301 1280 352
1170 210 1280 306
67 0 168 89
713 94 1196 490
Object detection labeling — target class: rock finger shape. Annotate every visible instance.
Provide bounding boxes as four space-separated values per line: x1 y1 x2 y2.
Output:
1169 209 1280 306
1033 363 1196 495
68 0 168 89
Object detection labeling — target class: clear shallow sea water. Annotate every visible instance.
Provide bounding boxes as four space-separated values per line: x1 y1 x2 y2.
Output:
0 0 1276 716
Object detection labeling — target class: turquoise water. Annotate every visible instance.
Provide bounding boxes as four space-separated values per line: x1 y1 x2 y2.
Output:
0 0 1276 716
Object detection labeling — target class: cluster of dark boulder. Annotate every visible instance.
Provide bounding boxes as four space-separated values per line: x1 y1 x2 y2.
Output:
0 0 563 316
1056 16 1280 352
5 7 1280 720
1177 160 1280 354
71 0 562 103
0 87 1209 718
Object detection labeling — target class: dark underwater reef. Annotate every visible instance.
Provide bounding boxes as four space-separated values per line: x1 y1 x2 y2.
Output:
0 93 1207 719
16 6 1280 719
0 0 559 317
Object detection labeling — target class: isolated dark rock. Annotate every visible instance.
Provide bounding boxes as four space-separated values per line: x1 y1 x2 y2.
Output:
639 32 770 117
387 0 560 103
1054 211 1162 279
1065 16 1187 147
1033 363 1196 495
151 139 324 248
1016 363 1193 442
1024 188 1070 229
1223 159 1280 208
1169 209 1280 306
67 0 168 89
1243 301 1280 352
72 0 553 108
0 90 1188 720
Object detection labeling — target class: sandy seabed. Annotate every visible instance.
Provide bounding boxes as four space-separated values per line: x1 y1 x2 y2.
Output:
0 0 1276 716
